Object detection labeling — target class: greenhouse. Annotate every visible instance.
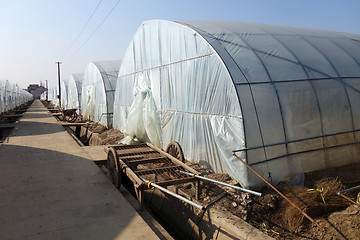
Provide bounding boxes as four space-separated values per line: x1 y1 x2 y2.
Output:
0 80 6 113
0 80 33 113
20 89 33 105
60 79 69 110
4 80 12 112
113 20 360 188
81 60 121 127
48 87 59 107
67 73 84 112
11 83 19 110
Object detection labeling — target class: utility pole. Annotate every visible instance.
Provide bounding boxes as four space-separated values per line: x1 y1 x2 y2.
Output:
56 61 62 109
45 80 48 101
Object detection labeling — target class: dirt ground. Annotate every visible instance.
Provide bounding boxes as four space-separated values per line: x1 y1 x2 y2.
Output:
0 101 33 124
84 122 124 145
59 114 360 239
183 162 360 240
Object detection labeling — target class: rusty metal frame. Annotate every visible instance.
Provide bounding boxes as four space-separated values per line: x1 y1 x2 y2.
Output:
106 142 202 209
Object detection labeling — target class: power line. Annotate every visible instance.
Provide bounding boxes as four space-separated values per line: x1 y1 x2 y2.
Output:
61 0 104 60
68 0 121 58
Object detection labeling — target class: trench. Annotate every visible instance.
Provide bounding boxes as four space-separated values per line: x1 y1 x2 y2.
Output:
0 101 33 143
61 123 252 240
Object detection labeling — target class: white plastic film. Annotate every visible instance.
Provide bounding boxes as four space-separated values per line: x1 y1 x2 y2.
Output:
60 80 69 110
0 80 33 112
81 61 121 127
114 20 360 188
114 20 248 186
67 73 84 113
121 72 162 147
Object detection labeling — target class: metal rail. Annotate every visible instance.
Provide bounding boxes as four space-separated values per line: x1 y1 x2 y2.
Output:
233 128 360 166
178 170 262 196
234 128 360 153
338 193 360 208
337 185 360 195
337 185 360 208
143 179 204 210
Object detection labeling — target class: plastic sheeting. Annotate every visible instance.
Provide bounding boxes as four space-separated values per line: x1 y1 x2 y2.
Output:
120 72 162 147
19 89 33 106
48 87 59 106
0 81 5 113
114 20 360 188
67 73 84 112
113 20 247 185
60 80 69 110
48 87 59 107
81 60 121 127
4 80 12 112
0 80 6 113
12 84 19 108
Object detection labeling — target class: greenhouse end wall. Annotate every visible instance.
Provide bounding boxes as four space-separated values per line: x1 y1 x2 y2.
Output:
113 20 250 186
81 60 121 127
67 73 84 112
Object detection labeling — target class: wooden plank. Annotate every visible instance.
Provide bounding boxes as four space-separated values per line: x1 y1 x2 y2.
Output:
112 143 148 151
119 159 144 187
61 122 87 126
125 157 167 166
146 143 200 175
52 113 62 116
156 177 196 186
135 165 182 175
117 149 159 157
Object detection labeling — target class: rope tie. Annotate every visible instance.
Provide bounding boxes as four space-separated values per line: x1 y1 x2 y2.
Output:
307 187 326 207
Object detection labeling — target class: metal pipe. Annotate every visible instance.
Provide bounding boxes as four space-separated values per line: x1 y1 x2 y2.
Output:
337 185 360 195
338 193 360 208
232 152 324 231
143 179 204 210
249 141 359 167
178 170 262 197
233 128 360 153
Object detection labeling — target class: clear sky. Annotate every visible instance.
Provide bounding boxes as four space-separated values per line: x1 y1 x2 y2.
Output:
1 0 360 89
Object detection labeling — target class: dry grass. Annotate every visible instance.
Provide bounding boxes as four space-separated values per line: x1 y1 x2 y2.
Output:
282 178 350 231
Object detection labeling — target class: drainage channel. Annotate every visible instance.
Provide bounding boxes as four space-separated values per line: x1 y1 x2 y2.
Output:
0 102 33 143
61 122 268 240
62 124 183 239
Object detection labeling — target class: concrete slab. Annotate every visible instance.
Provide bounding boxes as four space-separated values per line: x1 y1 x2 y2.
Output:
0 100 160 240
82 146 108 162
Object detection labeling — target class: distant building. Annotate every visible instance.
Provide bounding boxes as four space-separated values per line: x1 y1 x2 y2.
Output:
27 84 47 99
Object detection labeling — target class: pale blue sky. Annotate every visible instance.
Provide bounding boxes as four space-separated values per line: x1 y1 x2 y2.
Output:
1 0 360 88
